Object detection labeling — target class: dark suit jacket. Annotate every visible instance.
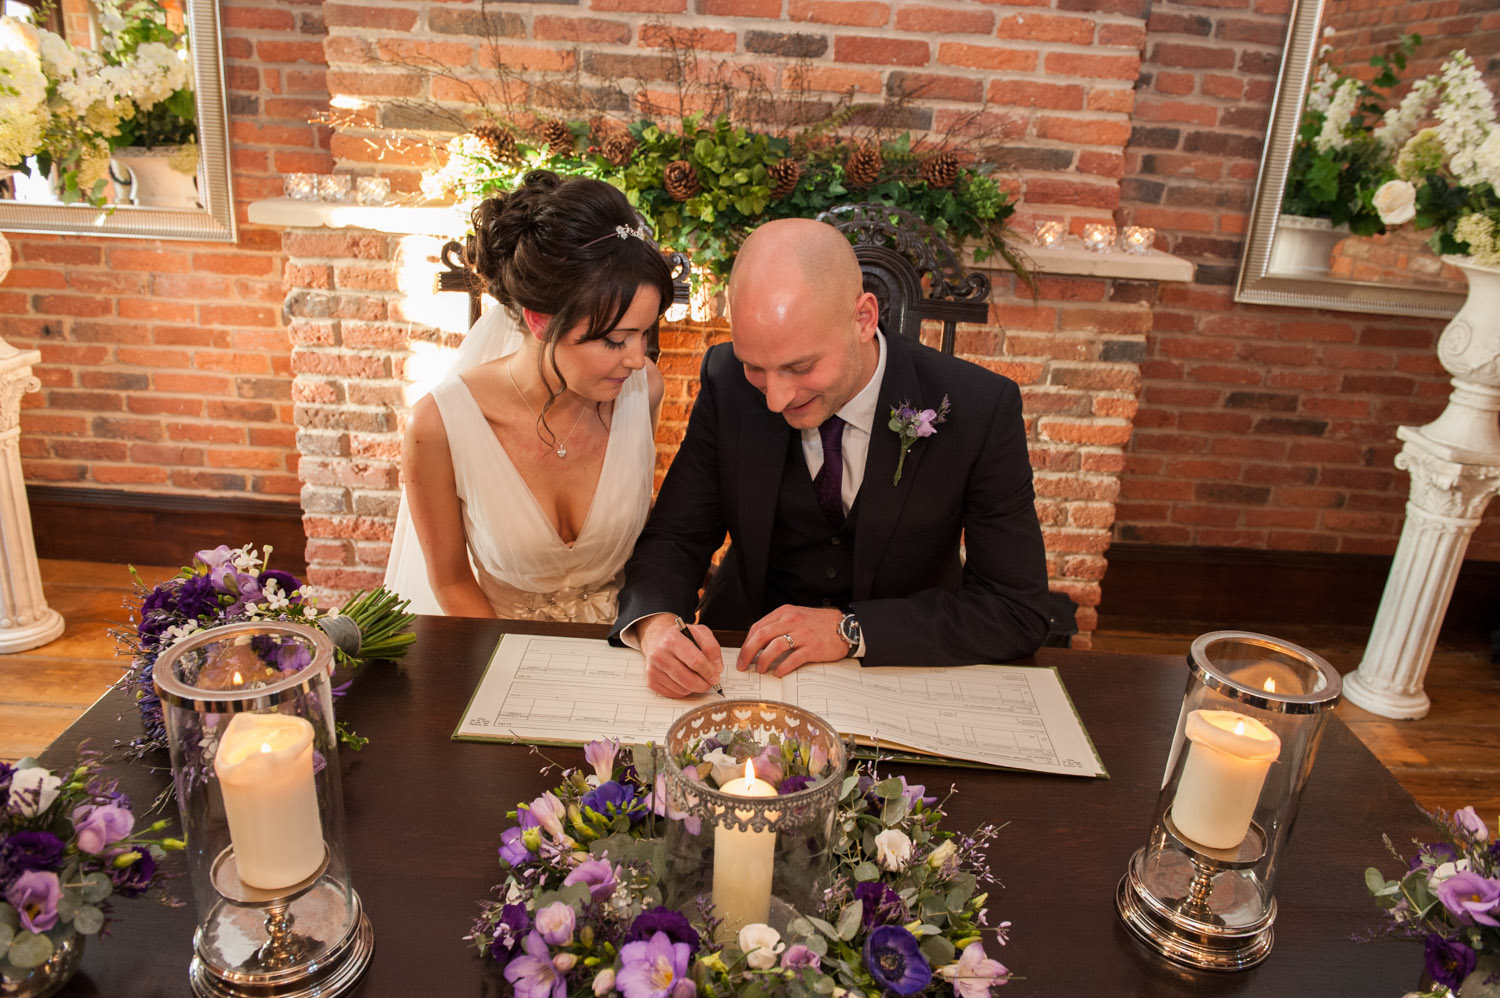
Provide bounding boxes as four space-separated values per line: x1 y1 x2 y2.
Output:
611 333 1050 667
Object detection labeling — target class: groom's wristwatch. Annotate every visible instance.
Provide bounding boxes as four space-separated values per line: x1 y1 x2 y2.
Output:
838 612 863 657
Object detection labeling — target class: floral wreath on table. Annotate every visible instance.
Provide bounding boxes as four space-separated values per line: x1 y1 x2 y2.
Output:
1363 805 1500 997
472 735 1013 998
0 744 183 980
115 543 417 757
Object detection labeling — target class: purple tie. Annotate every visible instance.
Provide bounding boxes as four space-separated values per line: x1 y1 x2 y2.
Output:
814 416 846 527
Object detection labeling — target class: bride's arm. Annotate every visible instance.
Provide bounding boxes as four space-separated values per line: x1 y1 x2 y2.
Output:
646 359 664 434
402 397 497 618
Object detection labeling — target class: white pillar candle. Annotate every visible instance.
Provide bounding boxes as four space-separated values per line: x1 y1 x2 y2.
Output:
214 712 325 890
712 760 777 941
1170 709 1282 850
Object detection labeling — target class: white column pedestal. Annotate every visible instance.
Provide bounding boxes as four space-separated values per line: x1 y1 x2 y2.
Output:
1343 427 1500 719
0 338 63 653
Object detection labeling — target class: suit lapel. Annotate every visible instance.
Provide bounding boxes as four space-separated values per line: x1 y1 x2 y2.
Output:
737 401 789 612
853 336 925 600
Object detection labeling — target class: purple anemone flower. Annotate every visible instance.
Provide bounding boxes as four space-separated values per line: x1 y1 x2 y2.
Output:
616 931 694 998
854 881 910 931
503 931 567 998
863 925 932 996
1437 871 1500 927
1425 934 1478 990
6 870 61 932
624 907 700 954
562 859 618 902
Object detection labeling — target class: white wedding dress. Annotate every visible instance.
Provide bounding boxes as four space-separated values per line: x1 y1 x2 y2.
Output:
383 307 654 622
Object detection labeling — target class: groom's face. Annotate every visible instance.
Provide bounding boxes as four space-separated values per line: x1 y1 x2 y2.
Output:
733 289 879 430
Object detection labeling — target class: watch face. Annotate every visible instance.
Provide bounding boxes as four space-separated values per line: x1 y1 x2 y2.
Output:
840 614 860 645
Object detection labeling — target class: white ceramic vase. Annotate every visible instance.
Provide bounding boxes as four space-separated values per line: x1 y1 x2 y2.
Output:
1419 256 1500 457
111 145 199 209
1268 213 1349 277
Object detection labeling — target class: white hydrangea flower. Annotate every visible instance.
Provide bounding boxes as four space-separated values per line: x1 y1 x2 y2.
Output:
36 28 76 77
1314 78 1360 154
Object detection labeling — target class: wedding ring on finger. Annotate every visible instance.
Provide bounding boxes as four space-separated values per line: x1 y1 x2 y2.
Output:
783 633 795 649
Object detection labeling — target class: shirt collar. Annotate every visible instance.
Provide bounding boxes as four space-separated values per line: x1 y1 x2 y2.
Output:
836 330 886 436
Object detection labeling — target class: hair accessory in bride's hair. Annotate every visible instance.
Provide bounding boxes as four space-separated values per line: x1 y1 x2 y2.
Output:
581 223 648 248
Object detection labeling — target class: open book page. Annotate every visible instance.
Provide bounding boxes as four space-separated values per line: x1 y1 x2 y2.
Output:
453 633 1104 777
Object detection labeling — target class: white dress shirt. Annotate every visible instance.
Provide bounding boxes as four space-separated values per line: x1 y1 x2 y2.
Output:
800 331 887 515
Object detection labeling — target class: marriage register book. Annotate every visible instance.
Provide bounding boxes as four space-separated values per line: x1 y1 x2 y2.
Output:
453 634 1106 778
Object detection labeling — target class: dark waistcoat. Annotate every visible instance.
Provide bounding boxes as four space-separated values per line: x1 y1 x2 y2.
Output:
761 433 859 614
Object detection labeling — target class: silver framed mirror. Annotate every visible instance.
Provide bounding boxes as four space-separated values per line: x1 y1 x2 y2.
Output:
1235 0 1465 320
0 0 235 242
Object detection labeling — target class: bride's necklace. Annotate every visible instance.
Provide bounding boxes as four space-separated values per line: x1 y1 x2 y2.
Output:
507 362 590 459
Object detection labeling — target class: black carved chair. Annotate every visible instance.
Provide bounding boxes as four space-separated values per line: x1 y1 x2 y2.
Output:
814 203 992 355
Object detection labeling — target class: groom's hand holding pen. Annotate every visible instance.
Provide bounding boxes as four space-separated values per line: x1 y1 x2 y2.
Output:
636 612 726 698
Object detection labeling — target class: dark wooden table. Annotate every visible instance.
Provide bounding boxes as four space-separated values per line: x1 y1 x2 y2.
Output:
42 616 1433 997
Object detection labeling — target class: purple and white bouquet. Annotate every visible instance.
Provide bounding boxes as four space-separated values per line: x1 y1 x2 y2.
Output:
116 543 416 754
0 745 182 979
1364 806 1500 996
471 738 1012 998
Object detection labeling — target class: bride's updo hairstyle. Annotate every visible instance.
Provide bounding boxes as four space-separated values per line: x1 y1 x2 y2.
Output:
467 171 674 427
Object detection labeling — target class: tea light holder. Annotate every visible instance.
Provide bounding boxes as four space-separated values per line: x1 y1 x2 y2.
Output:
1034 220 1066 249
1116 631 1341 971
1121 225 1155 254
318 173 353 203
354 176 390 205
154 621 373 998
1082 223 1116 252
661 701 847 942
284 174 317 200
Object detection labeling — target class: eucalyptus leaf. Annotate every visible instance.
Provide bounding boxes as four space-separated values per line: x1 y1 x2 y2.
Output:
919 934 955 967
54 890 82 923
881 794 911 827
835 901 863 941
872 778 905 800
853 861 880 882
1363 867 1391 894
0 922 12 949
0 904 17 931
806 916 839 939
73 905 105 935
81 872 113 904
6 930 54 969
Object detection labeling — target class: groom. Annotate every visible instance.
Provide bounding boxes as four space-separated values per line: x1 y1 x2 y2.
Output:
610 218 1049 697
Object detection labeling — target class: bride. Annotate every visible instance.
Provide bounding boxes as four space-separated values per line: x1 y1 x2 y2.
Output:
384 170 675 621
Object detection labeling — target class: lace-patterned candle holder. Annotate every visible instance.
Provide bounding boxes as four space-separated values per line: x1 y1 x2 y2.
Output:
154 622 373 998
661 701 847 942
1116 631 1341 971
1034 220 1066 248
1082 223 1116 252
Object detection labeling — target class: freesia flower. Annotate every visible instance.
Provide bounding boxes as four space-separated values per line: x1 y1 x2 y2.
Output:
562 859 618 902
593 968 616 996
500 826 534 867
71 803 134 853
616 930 694 998
939 941 1009 998
504 931 567 998
738 923 784 969
7 766 61 816
898 777 937 810
928 839 959 870
643 770 700 835
524 791 567 839
1424 933 1477 990
864 925 932 995
535 901 576 946
1454 806 1490 843
584 738 620 783
781 944 821 971
875 828 913 871
1436 871 1500 927
6 869 61 932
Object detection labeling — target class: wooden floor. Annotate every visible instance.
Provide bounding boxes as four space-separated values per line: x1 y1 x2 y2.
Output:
4 559 1497 822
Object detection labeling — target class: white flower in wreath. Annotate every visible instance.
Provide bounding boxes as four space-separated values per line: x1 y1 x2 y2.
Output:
738 923 784 969
1373 180 1417 225
875 828 913 871
8 766 61 816
703 748 742 788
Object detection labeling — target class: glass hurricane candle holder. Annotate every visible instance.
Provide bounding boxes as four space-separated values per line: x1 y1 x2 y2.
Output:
1116 631 1341 971
1082 223 1116 252
154 621 373 998
284 173 317 200
661 701 847 942
354 176 390 205
1034 220 1066 248
318 173 353 203
1122 225 1155 254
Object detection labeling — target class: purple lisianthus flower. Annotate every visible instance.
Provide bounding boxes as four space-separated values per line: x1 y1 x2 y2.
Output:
174 573 221 622
562 859 618 902
616 930 694 998
258 569 305 602
195 545 236 571
504 931 567 998
778 775 814 795
581 780 643 823
624 907 701 954
1425 934 1478 990
1454 806 1491 843
499 826 534 867
535 901 576 946
6 869 61 932
854 880 910 930
863 925 932 996
107 848 156 897
489 902 531 967
71 803 135 854
781 944 821 971
644 771 701 836
1437 871 1500 927
1 830 66 878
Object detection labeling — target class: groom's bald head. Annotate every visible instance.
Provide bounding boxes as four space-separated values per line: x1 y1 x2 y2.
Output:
725 219 880 429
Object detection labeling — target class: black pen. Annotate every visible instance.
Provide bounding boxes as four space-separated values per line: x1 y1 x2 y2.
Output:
678 620 726 698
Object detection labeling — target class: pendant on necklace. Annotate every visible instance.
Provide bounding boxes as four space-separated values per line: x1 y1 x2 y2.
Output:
556 447 567 458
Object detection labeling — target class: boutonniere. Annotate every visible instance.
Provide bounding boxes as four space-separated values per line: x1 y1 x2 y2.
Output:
888 395 950 485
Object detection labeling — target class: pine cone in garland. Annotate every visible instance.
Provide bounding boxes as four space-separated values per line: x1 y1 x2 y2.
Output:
921 151 960 188
536 118 574 154
768 158 801 199
602 134 636 168
473 123 516 163
845 145 883 189
663 160 700 201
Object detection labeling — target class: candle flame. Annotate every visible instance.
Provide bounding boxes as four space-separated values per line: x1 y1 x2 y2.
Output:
1234 720 1246 736
1263 678 1277 693
231 671 244 686
744 758 756 783
259 742 272 754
